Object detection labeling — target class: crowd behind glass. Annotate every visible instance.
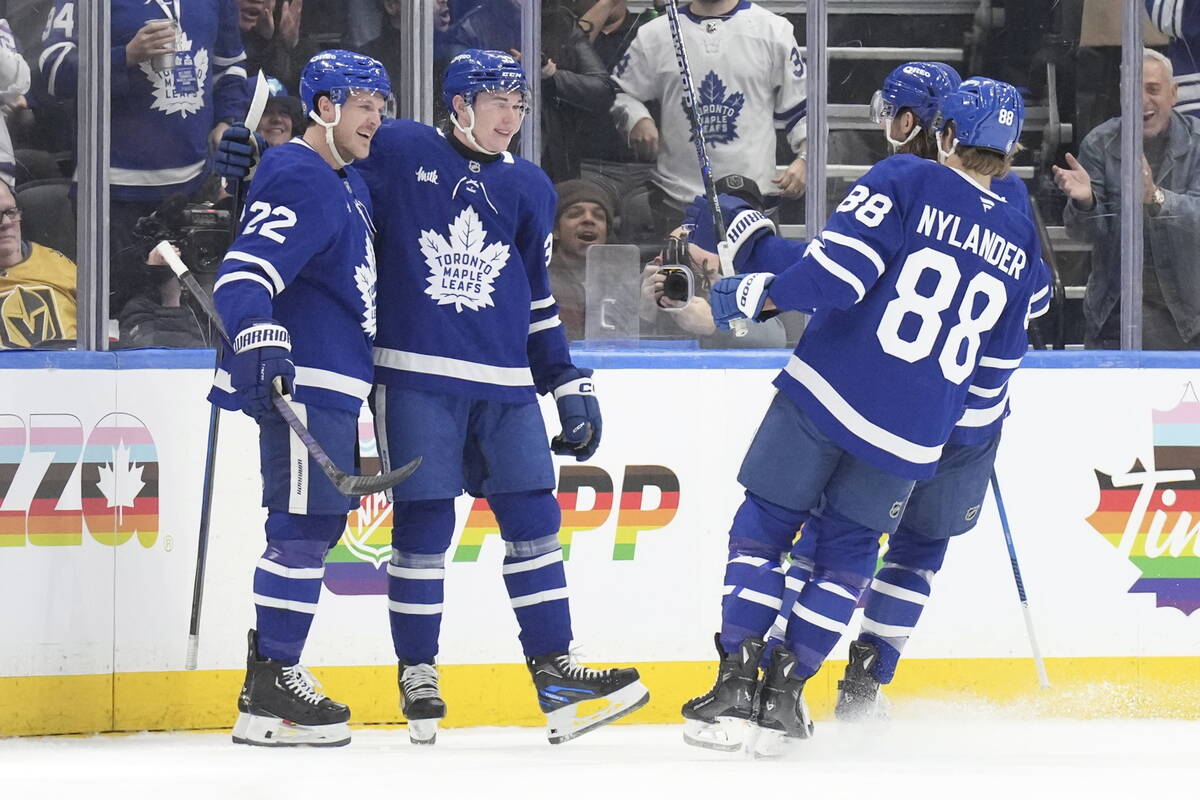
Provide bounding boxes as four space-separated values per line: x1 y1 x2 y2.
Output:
0 0 1193 352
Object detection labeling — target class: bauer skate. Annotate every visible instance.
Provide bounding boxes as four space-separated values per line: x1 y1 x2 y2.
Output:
232 629 351 747
749 645 814 759
835 639 890 722
527 652 649 744
681 635 765 752
400 661 446 745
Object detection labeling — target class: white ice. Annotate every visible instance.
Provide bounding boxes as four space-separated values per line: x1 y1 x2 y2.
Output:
3 712 1197 800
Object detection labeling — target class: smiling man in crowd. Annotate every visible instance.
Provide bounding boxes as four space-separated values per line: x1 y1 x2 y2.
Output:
549 178 615 340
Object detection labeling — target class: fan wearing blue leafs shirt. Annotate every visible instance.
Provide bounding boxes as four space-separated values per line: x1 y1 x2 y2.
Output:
208 51 389 749
676 78 1044 758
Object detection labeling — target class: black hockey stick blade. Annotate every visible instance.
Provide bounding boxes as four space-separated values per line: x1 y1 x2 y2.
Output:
155 241 420 497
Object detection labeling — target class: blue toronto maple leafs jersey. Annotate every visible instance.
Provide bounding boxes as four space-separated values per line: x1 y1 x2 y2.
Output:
611 1 806 206
746 155 1043 479
355 119 572 403
208 139 377 415
39 0 248 202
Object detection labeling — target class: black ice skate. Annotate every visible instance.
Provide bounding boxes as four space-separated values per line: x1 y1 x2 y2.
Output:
681 634 765 752
399 661 446 745
749 645 814 759
835 639 890 722
231 629 351 747
527 652 650 744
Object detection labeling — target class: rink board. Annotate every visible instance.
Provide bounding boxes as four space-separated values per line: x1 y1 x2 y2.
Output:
1 349 1199 735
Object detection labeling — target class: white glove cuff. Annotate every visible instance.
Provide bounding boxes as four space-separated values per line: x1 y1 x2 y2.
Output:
736 273 773 318
553 376 595 399
234 322 291 353
725 209 775 262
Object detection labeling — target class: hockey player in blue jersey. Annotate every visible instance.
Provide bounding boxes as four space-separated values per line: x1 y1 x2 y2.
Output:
352 50 649 745
677 77 1043 757
208 50 390 748
830 65 1052 722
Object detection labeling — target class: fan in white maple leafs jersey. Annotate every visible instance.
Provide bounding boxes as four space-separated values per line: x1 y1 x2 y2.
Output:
611 1 806 209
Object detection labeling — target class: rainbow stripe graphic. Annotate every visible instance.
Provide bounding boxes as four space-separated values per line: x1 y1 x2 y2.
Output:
324 418 391 595
80 414 159 547
1086 390 1200 615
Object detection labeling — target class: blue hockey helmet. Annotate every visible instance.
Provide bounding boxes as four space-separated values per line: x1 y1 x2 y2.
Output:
870 61 962 129
299 49 392 116
441 49 530 113
936 77 1024 156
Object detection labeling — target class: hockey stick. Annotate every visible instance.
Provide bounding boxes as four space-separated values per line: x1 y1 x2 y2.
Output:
664 0 748 337
184 72 273 670
157 241 421 498
989 471 1051 689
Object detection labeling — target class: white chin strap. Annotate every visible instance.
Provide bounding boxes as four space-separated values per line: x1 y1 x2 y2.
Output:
451 105 501 156
937 135 959 164
310 105 352 168
885 121 921 153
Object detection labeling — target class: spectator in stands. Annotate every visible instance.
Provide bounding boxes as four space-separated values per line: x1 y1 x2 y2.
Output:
1055 48 1200 350
573 1 657 228
550 178 615 339
611 0 806 240
38 0 248 323
238 0 316 94
256 78 304 146
0 180 77 349
0 19 29 187
363 0 457 112
1146 1 1200 117
117 244 209 349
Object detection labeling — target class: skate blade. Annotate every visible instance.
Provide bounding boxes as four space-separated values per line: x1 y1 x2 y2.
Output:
835 687 891 723
682 717 747 752
407 717 439 745
546 680 650 745
749 727 798 760
231 712 350 747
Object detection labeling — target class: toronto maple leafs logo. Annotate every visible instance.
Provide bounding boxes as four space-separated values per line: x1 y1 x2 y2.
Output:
419 206 510 312
138 32 208 118
356 232 377 338
685 72 744 145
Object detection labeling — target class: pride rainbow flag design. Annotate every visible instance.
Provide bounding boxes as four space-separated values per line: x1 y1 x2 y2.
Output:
1086 389 1200 615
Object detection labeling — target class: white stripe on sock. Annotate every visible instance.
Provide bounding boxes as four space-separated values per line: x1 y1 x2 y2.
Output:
509 586 569 609
501 550 564 575
388 600 445 615
870 578 928 606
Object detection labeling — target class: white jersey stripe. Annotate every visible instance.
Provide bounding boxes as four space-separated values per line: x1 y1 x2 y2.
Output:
807 239 867 302
528 315 561 335
979 355 1022 369
224 250 286 294
957 394 1009 428
214 271 276 297
822 230 885 277
530 296 556 310
294 366 372 400
374 347 534 387
784 356 943 465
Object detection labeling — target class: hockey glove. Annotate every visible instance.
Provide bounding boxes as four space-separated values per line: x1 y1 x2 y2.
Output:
213 123 262 181
228 319 295 422
710 273 774 330
683 194 776 272
550 368 601 461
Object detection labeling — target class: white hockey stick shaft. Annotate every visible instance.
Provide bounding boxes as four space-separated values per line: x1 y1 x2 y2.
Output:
664 0 748 337
990 471 1051 689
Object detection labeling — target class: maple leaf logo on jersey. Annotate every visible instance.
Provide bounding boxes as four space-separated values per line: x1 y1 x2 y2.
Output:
687 72 744 146
419 206 509 312
138 33 208 118
355 232 377 338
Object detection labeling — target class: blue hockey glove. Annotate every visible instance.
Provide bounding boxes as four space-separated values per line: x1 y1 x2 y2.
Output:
213 123 262 181
550 368 601 461
228 319 295 422
683 193 776 272
710 273 774 330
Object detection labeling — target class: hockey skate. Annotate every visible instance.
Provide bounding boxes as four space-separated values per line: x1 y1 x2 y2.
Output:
681 635 765 752
835 639 890 722
232 630 351 747
749 645 814 759
527 652 650 744
399 661 446 745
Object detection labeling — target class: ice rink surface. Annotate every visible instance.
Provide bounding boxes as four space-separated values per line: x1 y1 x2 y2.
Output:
4 706 1198 800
